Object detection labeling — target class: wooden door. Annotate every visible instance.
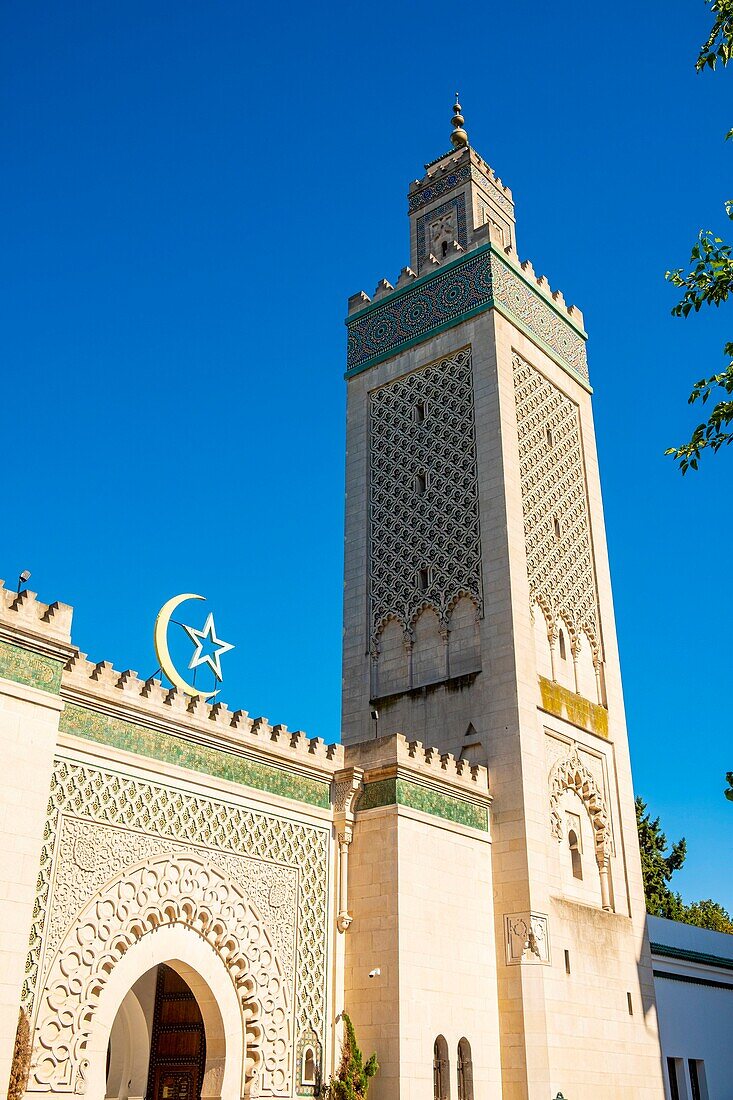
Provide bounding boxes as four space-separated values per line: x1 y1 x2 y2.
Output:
146 965 206 1100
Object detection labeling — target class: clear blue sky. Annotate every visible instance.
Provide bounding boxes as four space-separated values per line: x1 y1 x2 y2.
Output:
2 1 731 909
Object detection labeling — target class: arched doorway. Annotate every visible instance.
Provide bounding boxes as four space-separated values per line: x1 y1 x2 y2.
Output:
106 964 207 1100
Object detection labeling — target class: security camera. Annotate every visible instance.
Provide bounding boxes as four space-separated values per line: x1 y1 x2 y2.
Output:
368 968 381 979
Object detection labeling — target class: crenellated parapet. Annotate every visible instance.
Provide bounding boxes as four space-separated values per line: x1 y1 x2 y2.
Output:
0 579 73 648
344 732 491 832
61 648 344 783
346 240 588 386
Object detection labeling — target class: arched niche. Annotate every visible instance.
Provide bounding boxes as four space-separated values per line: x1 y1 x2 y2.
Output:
413 605 445 688
447 595 480 677
373 616 409 697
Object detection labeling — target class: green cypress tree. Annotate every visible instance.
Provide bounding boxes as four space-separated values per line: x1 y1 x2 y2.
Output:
325 1013 378 1100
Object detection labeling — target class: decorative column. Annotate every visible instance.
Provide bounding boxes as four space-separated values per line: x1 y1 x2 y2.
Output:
333 768 364 933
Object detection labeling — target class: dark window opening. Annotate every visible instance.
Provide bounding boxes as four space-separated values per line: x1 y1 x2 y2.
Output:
441 240 449 257
569 830 583 880
559 630 567 661
627 991 633 1016
667 1058 681 1100
418 567 430 592
564 949 571 975
416 471 427 495
546 426 553 448
553 515 561 540
415 400 427 424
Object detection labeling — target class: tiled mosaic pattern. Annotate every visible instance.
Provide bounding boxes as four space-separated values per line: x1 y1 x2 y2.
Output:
346 246 588 382
358 775 488 831
407 161 514 218
24 756 331 1089
492 258 588 380
368 348 482 642
0 640 62 693
60 702 331 808
408 162 472 214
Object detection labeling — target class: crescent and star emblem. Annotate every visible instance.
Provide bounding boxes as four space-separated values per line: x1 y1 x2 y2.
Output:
153 593 235 698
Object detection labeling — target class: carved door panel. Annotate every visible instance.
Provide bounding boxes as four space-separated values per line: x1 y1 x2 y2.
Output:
153 1067 198 1099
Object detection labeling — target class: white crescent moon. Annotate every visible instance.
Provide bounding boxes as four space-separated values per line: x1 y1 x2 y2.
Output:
153 593 217 698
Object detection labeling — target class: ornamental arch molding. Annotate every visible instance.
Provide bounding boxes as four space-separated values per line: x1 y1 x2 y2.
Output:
30 853 291 1096
548 747 614 912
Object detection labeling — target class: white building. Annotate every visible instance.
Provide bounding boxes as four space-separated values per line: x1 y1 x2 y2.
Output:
650 915 733 1099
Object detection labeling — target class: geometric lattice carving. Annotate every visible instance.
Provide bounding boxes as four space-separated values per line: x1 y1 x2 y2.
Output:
24 758 330 1097
368 347 482 645
415 195 467 274
30 853 289 1095
513 352 600 655
548 744 611 862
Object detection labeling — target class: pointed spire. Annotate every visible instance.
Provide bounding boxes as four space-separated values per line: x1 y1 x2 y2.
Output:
450 92 469 149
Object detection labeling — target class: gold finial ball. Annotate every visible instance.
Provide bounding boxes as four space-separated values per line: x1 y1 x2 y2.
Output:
450 91 468 148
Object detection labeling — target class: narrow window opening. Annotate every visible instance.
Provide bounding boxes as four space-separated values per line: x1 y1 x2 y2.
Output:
415 400 427 424
456 1039 472 1100
302 1046 316 1086
626 991 633 1016
564 949 571 975
667 1058 682 1100
433 1036 450 1100
553 514 561 540
416 471 427 496
418 567 430 592
568 829 583 880
441 240 449 257
559 630 567 661
688 1059 705 1100
546 426 553 448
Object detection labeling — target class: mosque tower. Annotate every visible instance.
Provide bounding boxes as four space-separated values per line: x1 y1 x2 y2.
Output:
341 97 665 1098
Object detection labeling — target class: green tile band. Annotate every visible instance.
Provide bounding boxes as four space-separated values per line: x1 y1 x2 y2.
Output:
60 703 331 809
358 775 488 831
0 640 63 693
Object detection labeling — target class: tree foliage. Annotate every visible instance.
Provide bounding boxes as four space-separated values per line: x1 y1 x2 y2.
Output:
636 796 733 932
8 1009 31 1100
324 1013 378 1100
725 770 733 801
665 0 733 472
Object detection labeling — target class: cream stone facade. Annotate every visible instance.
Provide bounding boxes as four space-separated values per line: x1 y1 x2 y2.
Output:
0 107 721 1100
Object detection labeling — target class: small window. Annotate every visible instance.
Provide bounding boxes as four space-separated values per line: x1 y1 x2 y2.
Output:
553 515 561 540
433 1036 450 1100
558 630 567 661
627 991 633 1016
688 1059 706 1100
568 829 583 880
415 400 427 424
564 949 571 975
456 1038 472 1100
418 567 430 592
301 1046 316 1086
667 1058 682 1100
441 240 449 258
546 426 553 448
416 471 427 495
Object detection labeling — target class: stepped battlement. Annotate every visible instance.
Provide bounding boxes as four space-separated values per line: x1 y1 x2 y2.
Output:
0 579 73 647
62 648 345 775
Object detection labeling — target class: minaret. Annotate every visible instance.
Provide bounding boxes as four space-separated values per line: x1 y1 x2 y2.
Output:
341 100 665 1097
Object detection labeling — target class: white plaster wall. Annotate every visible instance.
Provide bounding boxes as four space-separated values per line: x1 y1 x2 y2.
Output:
0 677 62 1100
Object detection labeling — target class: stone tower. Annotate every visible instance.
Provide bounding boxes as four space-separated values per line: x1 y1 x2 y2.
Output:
341 99 665 1097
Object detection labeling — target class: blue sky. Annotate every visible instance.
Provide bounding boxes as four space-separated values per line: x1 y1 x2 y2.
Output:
2 1 731 909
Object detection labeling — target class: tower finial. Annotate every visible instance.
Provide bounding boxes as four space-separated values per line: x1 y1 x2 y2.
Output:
450 91 468 149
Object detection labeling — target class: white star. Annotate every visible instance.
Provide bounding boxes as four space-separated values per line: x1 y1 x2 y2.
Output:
183 612 234 682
